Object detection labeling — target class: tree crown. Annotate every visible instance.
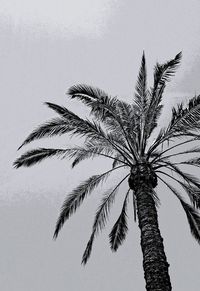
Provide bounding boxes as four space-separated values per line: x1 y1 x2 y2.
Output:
14 52 200 264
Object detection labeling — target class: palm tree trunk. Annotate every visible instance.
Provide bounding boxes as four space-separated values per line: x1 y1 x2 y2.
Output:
135 183 172 291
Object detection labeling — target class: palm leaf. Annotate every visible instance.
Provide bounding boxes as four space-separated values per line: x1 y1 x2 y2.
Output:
67 84 118 123
132 53 148 153
18 104 131 164
163 161 200 189
154 146 200 165
167 94 200 137
45 102 72 117
109 189 130 251
71 141 128 168
158 177 200 244
179 182 200 209
18 118 72 149
147 129 166 158
14 148 70 168
53 168 121 239
153 52 182 89
81 174 129 265
112 153 126 168
116 101 139 152
179 157 200 167
158 170 200 209
67 84 108 101
67 85 138 159
134 52 148 113
144 52 182 140
70 141 115 168
144 90 165 141
45 102 132 163
180 199 200 244
67 83 117 122
18 102 114 150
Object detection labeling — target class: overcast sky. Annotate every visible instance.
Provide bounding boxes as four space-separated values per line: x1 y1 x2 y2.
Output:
1 1 200 290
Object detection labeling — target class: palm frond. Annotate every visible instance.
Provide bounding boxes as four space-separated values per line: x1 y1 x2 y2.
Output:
158 176 200 244
109 189 130 252
81 234 95 265
144 52 182 140
67 84 119 124
147 129 166 158
181 200 200 244
68 84 108 100
70 87 118 122
116 101 135 127
149 136 199 163
67 84 138 160
171 146 200 157
112 153 126 168
134 52 148 113
157 170 200 208
13 148 71 168
53 167 123 239
18 102 114 150
153 146 200 165
149 150 163 161
144 90 165 141
66 88 139 154
179 157 200 167
153 52 182 89
133 52 149 154
45 102 72 117
68 84 120 126
81 174 129 265
145 104 164 139
18 118 72 149
167 94 200 137
179 182 200 209
70 141 115 168
116 101 138 150
112 155 120 168
161 161 200 189
18 106 132 165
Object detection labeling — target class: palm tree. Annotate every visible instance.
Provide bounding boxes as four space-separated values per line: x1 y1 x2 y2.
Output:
14 52 200 291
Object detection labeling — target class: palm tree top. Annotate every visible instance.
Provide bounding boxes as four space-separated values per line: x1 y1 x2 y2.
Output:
14 51 200 265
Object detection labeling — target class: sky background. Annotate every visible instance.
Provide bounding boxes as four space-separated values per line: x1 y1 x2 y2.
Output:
1 0 200 290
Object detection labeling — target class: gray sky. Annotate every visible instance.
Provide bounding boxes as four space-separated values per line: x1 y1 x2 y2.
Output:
1 1 200 290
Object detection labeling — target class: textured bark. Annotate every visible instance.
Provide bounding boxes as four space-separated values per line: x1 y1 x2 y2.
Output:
135 184 172 291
